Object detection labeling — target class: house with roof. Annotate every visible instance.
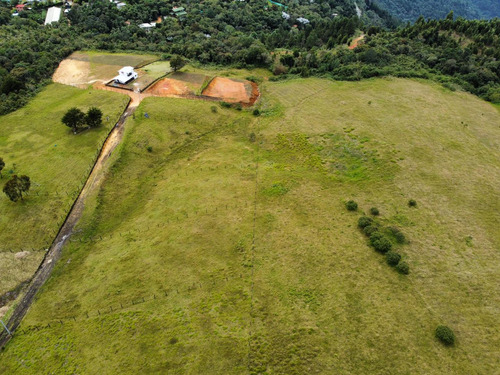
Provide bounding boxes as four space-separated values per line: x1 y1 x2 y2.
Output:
171 6 187 18
44 6 61 25
139 22 156 32
15 4 26 12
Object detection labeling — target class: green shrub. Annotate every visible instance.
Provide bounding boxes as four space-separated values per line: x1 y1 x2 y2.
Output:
346 200 358 211
435 325 455 346
408 199 417 207
389 227 406 244
220 101 231 108
146 146 153 153
210 106 218 113
253 109 260 116
358 216 373 229
235 103 243 111
249 132 256 143
370 232 392 253
396 261 410 274
370 207 380 216
363 225 379 237
386 251 401 266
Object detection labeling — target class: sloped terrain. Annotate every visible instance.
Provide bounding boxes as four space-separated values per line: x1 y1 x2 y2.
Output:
0 78 499 374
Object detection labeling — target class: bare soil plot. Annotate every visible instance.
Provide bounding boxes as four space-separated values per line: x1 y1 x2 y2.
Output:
202 77 258 104
53 52 158 87
147 78 193 96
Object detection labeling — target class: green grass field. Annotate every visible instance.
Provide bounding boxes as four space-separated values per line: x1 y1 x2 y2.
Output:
0 78 499 374
0 84 128 299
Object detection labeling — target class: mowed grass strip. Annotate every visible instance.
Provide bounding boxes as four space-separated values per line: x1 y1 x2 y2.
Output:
0 84 128 296
1 78 499 374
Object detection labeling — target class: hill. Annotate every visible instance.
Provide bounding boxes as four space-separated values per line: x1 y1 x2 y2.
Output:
375 0 500 21
0 77 498 374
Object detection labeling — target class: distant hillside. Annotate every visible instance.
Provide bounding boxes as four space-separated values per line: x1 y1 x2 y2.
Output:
372 0 500 21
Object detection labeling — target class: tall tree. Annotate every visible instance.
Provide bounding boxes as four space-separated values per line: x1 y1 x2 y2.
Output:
62 107 86 134
170 55 186 72
3 175 30 202
86 107 103 128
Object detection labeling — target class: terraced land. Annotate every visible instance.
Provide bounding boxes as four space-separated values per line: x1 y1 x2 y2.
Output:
0 78 499 374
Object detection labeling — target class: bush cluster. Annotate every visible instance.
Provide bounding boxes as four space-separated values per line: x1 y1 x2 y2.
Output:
435 325 455 346
346 200 358 211
355 205 410 275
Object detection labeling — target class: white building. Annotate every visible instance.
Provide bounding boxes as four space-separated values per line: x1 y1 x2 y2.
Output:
113 67 138 84
139 22 156 31
44 7 61 25
282 11 290 20
297 17 310 24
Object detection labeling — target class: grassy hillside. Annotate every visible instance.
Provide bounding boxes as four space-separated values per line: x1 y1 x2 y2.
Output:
0 84 128 298
0 78 499 374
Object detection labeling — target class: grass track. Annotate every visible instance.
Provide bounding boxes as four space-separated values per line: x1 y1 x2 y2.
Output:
0 78 499 374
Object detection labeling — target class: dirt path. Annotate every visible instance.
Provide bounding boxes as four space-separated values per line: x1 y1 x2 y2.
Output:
0 100 136 348
349 34 365 50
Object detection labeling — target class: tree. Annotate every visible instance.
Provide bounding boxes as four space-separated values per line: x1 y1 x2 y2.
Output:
86 107 103 128
0 157 4 178
3 175 30 202
170 55 186 72
62 108 86 134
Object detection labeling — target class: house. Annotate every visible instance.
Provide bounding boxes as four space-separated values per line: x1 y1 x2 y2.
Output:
116 2 126 9
139 22 156 32
297 17 310 24
15 4 26 12
44 7 61 25
113 67 138 84
172 6 187 18
282 11 290 20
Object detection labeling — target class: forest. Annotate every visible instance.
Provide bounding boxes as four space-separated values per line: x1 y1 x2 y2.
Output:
375 0 500 22
1 0 500 115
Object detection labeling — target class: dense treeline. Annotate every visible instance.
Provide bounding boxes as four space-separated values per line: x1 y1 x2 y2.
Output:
1 0 500 115
274 13 500 102
375 0 500 22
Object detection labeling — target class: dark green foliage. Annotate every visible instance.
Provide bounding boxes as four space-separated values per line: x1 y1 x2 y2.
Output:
0 157 4 178
396 261 410 274
249 132 256 143
146 146 153 153
370 207 380 216
370 232 392 253
435 325 455 346
86 107 103 128
408 199 417 207
363 224 379 237
62 107 86 134
3 174 30 202
220 102 231 108
170 55 186 72
389 226 406 243
210 106 217 113
358 216 373 229
386 251 401 266
346 200 358 211
169 337 178 345
252 109 260 116
235 103 243 111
